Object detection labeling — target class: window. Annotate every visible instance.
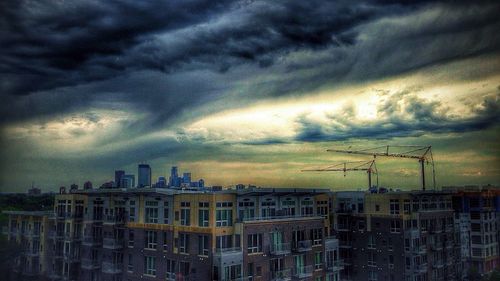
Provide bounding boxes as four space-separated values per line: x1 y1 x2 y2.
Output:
311 229 323 245
198 235 209 256
238 200 256 220
369 270 377 281
390 200 400 215
301 199 314 216
145 201 158 223
179 233 189 254
163 232 168 251
261 200 276 217
145 231 157 250
316 200 328 216
315 251 323 269
216 209 233 227
403 200 410 214
368 235 375 249
368 252 376 267
144 256 156 276
163 204 169 224
390 220 401 233
166 259 176 280
199 209 209 227
180 207 190 226
375 205 380 212
248 234 263 253
388 255 394 269
128 230 134 247
127 254 133 272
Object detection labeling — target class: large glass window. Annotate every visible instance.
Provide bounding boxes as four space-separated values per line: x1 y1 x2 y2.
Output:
145 231 157 249
144 256 156 276
179 233 189 254
389 200 400 215
198 235 209 256
216 202 233 227
145 201 158 223
198 203 209 227
180 202 190 226
248 234 263 253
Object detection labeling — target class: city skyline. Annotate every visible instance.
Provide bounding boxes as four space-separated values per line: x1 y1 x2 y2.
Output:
1 1 500 192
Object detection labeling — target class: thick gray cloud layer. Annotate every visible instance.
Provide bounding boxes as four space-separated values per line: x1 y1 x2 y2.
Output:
2 1 499 124
1 0 499 190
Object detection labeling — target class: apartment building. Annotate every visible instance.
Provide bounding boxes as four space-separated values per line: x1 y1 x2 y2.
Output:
4 210 53 279
448 186 500 277
332 190 461 281
4 187 343 281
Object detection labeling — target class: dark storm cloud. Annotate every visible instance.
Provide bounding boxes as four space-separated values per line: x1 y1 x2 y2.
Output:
1 0 500 127
295 91 500 142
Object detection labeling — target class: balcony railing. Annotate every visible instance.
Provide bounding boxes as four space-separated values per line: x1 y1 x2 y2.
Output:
103 237 124 249
81 258 101 269
270 243 291 255
82 235 102 246
240 214 321 222
327 260 344 272
433 261 444 269
294 240 312 252
431 243 443 251
102 262 122 274
293 265 313 278
413 245 427 254
63 252 79 262
337 224 350 231
25 249 40 257
103 214 127 225
414 263 428 272
271 269 292 281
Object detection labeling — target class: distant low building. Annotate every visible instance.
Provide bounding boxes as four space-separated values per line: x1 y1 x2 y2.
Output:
27 186 41 195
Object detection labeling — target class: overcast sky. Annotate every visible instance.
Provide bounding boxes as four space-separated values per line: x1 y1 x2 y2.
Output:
1 0 499 192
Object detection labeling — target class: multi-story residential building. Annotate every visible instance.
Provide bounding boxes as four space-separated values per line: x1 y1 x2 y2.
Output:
4 187 342 281
333 190 461 281
446 186 500 278
4 210 54 279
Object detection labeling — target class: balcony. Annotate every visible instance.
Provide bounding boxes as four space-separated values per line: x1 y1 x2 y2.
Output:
81 258 101 269
431 243 443 251
82 235 102 246
324 237 339 251
336 208 353 214
414 263 428 273
337 224 350 231
103 214 126 225
293 265 313 279
56 212 71 220
433 261 444 269
294 240 312 252
103 237 124 249
327 260 344 272
25 249 40 257
412 245 427 254
270 243 291 255
339 241 352 248
63 252 79 262
271 269 292 281
102 262 122 274
214 247 243 264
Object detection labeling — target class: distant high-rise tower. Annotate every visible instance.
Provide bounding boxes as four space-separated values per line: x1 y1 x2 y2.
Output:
83 181 93 190
138 164 151 188
182 172 191 184
157 176 167 188
169 166 178 187
121 174 135 188
115 170 125 188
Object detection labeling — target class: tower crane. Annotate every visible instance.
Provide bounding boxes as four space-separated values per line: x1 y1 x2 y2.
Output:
327 145 435 191
302 160 378 189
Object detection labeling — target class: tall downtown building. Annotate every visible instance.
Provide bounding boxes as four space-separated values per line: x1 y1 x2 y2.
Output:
3 186 499 281
138 164 152 188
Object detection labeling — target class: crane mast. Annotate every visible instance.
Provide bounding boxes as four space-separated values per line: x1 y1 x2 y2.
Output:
327 145 435 191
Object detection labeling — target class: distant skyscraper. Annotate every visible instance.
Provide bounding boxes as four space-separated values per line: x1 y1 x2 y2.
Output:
138 164 151 188
157 176 167 188
115 170 125 188
169 166 178 186
83 181 93 190
70 184 78 192
198 179 205 189
121 174 135 188
182 172 191 184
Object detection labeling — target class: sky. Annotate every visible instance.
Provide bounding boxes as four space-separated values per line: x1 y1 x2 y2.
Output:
0 0 499 192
